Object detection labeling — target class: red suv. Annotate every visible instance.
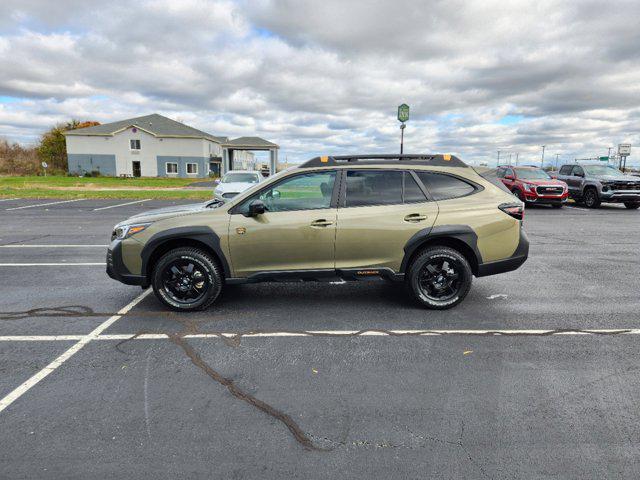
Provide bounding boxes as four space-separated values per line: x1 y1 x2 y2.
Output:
497 166 568 208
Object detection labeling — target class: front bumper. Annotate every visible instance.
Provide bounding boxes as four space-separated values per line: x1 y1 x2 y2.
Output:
476 227 529 277
106 239 148 287
524 192 569 204
600 190 640 203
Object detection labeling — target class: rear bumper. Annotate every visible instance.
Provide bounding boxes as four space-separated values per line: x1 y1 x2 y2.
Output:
476 228 529 277
106 240 148 287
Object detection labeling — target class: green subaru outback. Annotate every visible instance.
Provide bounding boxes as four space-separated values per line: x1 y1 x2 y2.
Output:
107 154 528 310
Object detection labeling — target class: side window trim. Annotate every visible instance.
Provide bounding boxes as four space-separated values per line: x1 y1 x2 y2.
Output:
229 169 339 215
406 170 432 202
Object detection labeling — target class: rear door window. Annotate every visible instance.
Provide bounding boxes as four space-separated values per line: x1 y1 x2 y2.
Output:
345 170 403 207
416 172 476 200
403 172 427 203
559 165 573 175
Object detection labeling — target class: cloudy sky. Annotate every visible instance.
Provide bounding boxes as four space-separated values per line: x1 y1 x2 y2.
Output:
1 0 639 165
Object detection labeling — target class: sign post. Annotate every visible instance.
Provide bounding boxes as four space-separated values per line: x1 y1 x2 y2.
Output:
41 161 48 177
618 144 631 172
397 104 409 154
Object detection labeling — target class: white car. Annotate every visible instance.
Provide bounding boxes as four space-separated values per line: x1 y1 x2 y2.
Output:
213 171 263 201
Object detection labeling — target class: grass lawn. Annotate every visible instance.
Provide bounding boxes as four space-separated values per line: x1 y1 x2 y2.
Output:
0 175 213 200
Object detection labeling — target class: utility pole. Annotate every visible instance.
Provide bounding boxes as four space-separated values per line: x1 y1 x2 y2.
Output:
508 153 512 165
515 152 519 165
497 150 501 164
554 153 560 171
540 145 546 168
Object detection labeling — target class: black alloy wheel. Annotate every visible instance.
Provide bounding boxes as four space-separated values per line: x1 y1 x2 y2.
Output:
152 248 222 311
408 246 472 309
583 188 601 208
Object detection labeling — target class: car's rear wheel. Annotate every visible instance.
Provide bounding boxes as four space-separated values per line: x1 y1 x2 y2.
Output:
624 202 640 210
152 247 222 311
407 246 472 310
583 188 601 208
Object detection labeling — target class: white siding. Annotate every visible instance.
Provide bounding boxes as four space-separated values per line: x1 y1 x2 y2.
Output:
66 128 222 177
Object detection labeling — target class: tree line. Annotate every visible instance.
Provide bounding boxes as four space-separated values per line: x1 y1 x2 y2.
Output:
0 120 100 175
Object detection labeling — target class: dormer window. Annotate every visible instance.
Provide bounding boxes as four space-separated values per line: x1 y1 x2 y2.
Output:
130 139 141 150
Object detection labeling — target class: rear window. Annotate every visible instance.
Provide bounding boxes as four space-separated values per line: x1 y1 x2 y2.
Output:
417 172 477 200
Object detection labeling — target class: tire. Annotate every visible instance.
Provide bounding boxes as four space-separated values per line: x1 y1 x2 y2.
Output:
583 188 601 208
624 202 640 210
152 247 222 311
407 246 473 310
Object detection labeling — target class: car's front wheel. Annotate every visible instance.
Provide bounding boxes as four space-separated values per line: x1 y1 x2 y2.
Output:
407 246 473 310
583 188 601 208
624 202 640 210
152 247 222 311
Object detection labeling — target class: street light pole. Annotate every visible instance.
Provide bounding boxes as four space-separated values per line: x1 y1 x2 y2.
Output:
497 150 501 164
540 145 546 168
555 153 560 171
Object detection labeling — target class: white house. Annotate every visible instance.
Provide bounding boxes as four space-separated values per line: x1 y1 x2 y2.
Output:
63 113 278 178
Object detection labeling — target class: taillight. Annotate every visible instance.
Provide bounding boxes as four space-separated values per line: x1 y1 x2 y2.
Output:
499 202 524 221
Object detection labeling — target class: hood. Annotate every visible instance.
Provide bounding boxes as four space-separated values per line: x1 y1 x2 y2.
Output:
215 181 255 193
520 178 566 186
593 174 639 182
116 200 221 226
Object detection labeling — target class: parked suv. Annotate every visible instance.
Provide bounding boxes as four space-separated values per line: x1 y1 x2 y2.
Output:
496 165 568 208
556 164 640 209
107 154 529 311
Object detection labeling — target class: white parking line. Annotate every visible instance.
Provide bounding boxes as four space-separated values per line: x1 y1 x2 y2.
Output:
0 263 106 266
0 289 151 415
93 199 151 211
0 328 639 342
5 198 85 211
0 245 107 248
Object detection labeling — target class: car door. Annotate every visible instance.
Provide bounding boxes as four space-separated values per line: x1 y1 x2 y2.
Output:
334 169 438 273
566 165 584 195
228 170 338 277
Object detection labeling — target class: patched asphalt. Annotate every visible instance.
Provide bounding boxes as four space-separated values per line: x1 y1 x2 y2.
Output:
0 198 639 478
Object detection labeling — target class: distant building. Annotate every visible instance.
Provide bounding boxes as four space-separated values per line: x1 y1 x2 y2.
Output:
63 113 278 178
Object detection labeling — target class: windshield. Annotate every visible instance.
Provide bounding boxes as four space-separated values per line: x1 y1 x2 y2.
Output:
515 168 551 180
583 165 626 177
222 173 260 183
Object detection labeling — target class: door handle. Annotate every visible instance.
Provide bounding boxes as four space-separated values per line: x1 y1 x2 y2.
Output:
310 219 334 228
404 213 428 222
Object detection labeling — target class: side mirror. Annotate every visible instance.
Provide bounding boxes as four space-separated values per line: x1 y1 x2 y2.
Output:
272 189 281 199
575 172 584 178
246 199 266 217
213 178 221 185
504 174 515 180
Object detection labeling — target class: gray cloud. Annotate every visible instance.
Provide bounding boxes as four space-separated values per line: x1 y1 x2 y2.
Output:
0 0 639 165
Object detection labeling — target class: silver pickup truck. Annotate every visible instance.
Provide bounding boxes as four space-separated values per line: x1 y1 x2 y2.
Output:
555 164 640 209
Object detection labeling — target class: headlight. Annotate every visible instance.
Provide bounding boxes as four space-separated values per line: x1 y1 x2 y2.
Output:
113 223 151 240
524 183 536 192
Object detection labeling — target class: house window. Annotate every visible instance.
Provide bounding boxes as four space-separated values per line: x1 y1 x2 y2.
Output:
130 139 141 150
186 163 198 174
166 162 178 174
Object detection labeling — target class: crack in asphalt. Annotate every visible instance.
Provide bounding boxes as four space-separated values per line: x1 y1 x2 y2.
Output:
167 333 328 452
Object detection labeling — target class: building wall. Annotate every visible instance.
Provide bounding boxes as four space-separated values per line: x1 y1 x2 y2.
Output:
67 154 117 176
66 127 221 178
156 156 208 178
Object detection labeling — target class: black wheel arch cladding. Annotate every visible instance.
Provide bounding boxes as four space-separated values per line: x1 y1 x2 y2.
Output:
401 225 482 274
141 226 231 279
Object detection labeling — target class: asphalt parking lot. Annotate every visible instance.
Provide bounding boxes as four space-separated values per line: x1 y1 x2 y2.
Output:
0 197 639 479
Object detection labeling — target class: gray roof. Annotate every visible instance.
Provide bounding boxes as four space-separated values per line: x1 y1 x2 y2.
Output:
64 113 227 143
225 136 279 148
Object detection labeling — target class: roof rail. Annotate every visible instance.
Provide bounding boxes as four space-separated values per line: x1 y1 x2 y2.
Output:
299 154 468 168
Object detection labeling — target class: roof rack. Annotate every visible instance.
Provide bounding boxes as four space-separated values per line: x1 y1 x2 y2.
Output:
299 154 468 168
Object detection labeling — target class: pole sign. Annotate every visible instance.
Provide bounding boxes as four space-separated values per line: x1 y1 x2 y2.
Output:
41 162 48 169
618 144 631 156
397 104 410 123
599 156 609 161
